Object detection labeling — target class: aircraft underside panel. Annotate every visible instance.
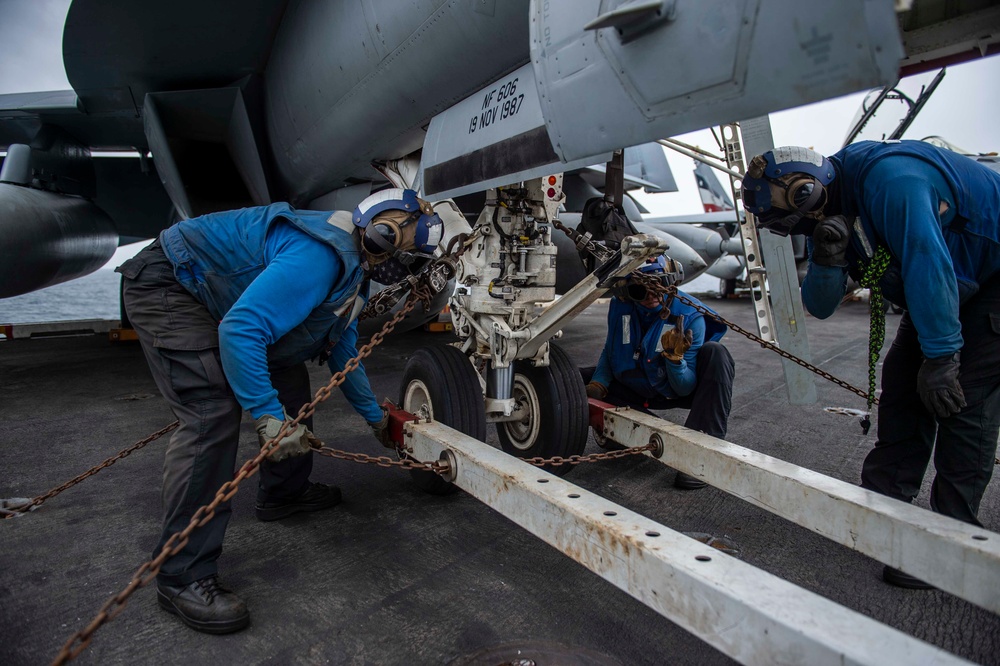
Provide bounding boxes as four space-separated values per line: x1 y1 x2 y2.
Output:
531 0 905 162
420 63 612 199
144 88 271 220
265 0 531 203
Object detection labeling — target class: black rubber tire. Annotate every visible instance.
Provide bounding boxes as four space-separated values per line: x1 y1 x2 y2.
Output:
495 343 588 476
399 344 486 494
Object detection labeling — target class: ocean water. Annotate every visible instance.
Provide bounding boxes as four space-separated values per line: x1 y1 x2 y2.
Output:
0 269 720 325
0 269 122 324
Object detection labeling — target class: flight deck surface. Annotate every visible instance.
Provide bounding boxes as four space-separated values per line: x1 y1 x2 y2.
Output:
2 297 998 665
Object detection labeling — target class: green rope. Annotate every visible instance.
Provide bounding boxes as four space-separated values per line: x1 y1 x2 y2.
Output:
857 246 892 433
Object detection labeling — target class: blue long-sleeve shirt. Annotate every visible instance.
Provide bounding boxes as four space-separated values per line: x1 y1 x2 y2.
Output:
214 222 380 423
803 143 1000 358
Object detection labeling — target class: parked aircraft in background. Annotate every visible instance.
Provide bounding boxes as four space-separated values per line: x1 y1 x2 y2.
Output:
0 0 997 321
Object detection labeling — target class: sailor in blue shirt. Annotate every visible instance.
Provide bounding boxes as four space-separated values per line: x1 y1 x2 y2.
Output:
117 188 442 633
581 257 734 490
742 142 1000 588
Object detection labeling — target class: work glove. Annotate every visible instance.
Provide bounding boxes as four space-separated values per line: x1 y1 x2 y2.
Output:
585 381 608 400
660 315 693 363
370 406 392 448
255 411 317 462
811 215 851 267
917 353 966 419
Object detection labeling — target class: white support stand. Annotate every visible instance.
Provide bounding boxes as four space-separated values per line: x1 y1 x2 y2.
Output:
730 117 817 405
402 419 973 665
596 406 1000 614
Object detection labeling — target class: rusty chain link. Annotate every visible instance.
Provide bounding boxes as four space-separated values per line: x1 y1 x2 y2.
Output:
550 218 876 403
552 219 616 264
519 442 656 467
46 222 902 661
2 421 179 520
314 444 450 473
52 296 419 665
360 236 469 320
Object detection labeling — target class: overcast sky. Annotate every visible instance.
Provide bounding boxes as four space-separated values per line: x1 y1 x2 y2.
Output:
1 0 998 230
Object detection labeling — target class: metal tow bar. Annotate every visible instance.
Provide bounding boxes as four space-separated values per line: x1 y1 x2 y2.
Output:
396 402 985 666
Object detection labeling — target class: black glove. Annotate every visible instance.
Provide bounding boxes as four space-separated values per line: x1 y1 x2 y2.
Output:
917 353 966 418
811 215 851 267
585 381 608 399
370 406 392 448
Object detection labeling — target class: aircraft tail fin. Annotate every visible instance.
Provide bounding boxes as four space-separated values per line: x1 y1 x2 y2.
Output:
693 161 734 213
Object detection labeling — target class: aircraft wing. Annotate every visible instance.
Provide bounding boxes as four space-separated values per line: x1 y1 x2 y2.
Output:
3 0 999 300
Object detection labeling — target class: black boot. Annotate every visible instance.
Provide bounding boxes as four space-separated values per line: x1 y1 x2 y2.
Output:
674 471 708 490
256 482 342 522
157 575 250 634
882 565 935 590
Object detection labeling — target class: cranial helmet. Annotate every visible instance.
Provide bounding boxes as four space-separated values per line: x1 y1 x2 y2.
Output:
611 255 683 303
741 147 835 236
353 188 444 272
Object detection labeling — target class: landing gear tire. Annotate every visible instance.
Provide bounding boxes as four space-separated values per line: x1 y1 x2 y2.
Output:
400 344 486 495
496 343 588 476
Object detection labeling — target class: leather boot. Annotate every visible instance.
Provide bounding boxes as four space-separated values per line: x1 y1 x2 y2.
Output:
157 575 250 634
674 471 708 490
256 481 342 522
883 565 935 590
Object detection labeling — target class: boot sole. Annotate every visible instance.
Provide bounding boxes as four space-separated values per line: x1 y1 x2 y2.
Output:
157 588 250 634
883 566 935 590
674 474 708 490
255 488 342 522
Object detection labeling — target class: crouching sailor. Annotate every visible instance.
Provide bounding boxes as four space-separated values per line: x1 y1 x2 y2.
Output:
581 256 735 489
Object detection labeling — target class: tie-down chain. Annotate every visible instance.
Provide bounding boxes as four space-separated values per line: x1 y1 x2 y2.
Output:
551 216 872 409
45 246 652 664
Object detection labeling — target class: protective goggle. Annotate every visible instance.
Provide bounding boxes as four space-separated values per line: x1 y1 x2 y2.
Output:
362 209 442 266
753 176 826 237
743 153 829 237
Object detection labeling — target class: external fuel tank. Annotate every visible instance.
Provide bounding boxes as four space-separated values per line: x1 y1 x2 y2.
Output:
0 184 117 298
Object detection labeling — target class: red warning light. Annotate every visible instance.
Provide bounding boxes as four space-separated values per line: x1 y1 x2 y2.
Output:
547 188 556 198
548 176 557 185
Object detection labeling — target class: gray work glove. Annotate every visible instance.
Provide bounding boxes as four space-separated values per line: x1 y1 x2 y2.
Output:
917 353 966 419
370 406 392 448
255 411 317 462
811 215 851 267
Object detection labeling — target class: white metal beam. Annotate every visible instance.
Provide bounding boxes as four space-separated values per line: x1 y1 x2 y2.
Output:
597 407 1000 613
403 420 969 666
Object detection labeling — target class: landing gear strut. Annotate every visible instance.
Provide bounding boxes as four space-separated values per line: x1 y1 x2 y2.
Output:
401 175 670 488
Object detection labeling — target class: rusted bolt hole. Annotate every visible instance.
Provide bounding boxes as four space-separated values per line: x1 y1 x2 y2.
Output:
645 531 660 537
567 493 580 498
972 535 988 541
603 511 617 516
537 479 549 483
695 555 712 562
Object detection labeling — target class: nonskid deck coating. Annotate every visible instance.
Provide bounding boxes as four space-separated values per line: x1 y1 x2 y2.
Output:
1 297 998 665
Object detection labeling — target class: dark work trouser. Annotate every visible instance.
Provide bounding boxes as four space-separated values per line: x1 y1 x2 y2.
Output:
119 242 314 585
581 341 736 439
861 277 1000 526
